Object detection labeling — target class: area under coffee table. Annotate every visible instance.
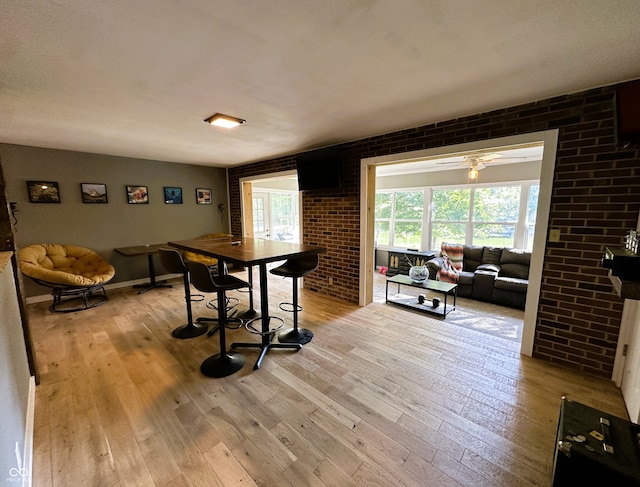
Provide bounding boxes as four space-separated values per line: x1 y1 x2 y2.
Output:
385 274 457 318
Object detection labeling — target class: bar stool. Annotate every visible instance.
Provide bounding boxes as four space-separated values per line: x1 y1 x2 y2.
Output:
269 253 319 344
187 261 249 377
158 248 212 339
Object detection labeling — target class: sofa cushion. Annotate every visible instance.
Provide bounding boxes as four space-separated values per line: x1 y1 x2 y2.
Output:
462 245 484 272
499 249 531 280
494 276 528 294
458 271 474 286
482 247 502 266
476 263 501 273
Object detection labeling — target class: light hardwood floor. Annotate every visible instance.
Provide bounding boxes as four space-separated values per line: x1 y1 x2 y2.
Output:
28 269 628 486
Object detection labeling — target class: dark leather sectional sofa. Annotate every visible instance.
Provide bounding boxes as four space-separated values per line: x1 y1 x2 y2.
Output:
426 245 531 309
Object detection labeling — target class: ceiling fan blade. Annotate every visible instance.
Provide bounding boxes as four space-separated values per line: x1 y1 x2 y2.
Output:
479 152 503 161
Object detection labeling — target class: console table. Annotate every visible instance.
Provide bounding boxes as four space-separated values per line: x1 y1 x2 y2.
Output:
385 274 457 318
386 249 436 277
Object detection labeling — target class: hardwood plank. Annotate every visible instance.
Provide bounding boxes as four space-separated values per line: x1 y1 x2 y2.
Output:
26 271 630 486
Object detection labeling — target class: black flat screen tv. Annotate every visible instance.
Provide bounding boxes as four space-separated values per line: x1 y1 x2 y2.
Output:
615 79 640 147
296 147 342 191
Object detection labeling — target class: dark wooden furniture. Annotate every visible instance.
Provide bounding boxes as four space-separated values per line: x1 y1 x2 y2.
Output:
114 244 173 294
386 249 436 277
552 397 640 486
169 237 326 370
385 274 457 318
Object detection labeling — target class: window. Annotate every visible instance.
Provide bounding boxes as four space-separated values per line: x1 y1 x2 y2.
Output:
252 196 265 233
375 192 392 246
270 192 298 241
472 186 520 247
374 190 424 248
431 189 470 249
376 182 539 251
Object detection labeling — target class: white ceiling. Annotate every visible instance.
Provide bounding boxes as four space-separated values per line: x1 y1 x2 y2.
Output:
2 1 640 168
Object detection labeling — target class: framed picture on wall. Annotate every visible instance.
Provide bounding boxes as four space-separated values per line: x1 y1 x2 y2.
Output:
164 186 182 204
27 180 60 203
196 188 212 205
126 185 149 204
81 183 108 203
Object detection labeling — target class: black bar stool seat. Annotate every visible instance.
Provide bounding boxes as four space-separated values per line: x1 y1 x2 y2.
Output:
187 261 250 377
269 253 319 345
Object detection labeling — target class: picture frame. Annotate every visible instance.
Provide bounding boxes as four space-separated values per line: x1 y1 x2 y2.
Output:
164 186 183 204
81 183 108 203
27 180 60 203
126 185 149 204
196 188 212 205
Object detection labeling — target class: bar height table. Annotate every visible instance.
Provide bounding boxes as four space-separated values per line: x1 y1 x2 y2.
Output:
169 237 326 370
114 244 173 294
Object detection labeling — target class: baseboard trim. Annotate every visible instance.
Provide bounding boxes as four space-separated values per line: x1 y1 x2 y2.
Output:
24 273 181 305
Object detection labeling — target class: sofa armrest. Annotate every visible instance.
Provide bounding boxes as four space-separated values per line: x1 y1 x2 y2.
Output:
426 257 444 280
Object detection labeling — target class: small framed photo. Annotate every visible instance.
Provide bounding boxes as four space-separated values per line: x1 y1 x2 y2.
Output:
81 183 108 203
196 188 212 205
27 181 60 203
164 186 183 204
126 185 149 204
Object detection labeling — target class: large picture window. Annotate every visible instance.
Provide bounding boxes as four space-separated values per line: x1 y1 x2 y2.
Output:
377 182 539 251
375 190 424 248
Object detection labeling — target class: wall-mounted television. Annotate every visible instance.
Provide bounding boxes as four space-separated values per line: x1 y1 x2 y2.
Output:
615 79 640 147
296 147 342 191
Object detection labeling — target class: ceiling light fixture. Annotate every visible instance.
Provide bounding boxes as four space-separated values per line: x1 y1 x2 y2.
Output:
466 156 485 182
204 113 246 128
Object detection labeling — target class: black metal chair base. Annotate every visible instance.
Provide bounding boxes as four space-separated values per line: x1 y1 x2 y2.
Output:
49 284 109 313
278 327 314 345
200 352 246 378
230 341 301 370
171 322 209 339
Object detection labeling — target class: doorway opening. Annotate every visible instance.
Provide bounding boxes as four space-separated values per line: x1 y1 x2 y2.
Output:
360 130 559 356
240 170 300 242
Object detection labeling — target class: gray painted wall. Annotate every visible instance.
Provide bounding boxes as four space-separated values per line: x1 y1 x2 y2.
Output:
1 143 230 296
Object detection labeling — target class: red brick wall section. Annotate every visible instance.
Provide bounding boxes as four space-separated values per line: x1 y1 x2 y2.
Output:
228 82 640 378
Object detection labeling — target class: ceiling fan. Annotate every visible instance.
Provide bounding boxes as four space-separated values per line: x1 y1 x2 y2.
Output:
435 152 503 180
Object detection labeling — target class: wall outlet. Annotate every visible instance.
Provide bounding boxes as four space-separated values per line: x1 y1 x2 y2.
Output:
549 228 561 242
328 277 334 286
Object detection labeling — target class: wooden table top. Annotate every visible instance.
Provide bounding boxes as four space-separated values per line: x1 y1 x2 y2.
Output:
168 237 326 266
113 243 168 257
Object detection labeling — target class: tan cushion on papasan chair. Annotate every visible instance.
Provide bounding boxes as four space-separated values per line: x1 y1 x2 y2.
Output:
18 244 116 312
19 244 115 286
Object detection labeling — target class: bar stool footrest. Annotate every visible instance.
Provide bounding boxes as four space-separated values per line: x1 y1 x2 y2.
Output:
245 316 285 336
278 301 302 313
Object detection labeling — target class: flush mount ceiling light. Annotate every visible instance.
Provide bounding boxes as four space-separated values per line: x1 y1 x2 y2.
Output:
204 113 246 128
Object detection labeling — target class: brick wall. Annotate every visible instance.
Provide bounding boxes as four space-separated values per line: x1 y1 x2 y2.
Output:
228 82 640 377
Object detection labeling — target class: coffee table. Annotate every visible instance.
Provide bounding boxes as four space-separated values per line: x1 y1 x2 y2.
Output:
385 274 457 318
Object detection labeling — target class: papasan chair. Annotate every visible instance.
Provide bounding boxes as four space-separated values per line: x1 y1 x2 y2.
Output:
18 243 116 313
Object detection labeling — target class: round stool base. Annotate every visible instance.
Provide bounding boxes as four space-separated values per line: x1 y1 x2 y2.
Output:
200 352 245 378
171 322 209 339
278 327 313 345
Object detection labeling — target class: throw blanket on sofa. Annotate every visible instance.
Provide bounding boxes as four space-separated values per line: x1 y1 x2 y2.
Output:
437 242 464 283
